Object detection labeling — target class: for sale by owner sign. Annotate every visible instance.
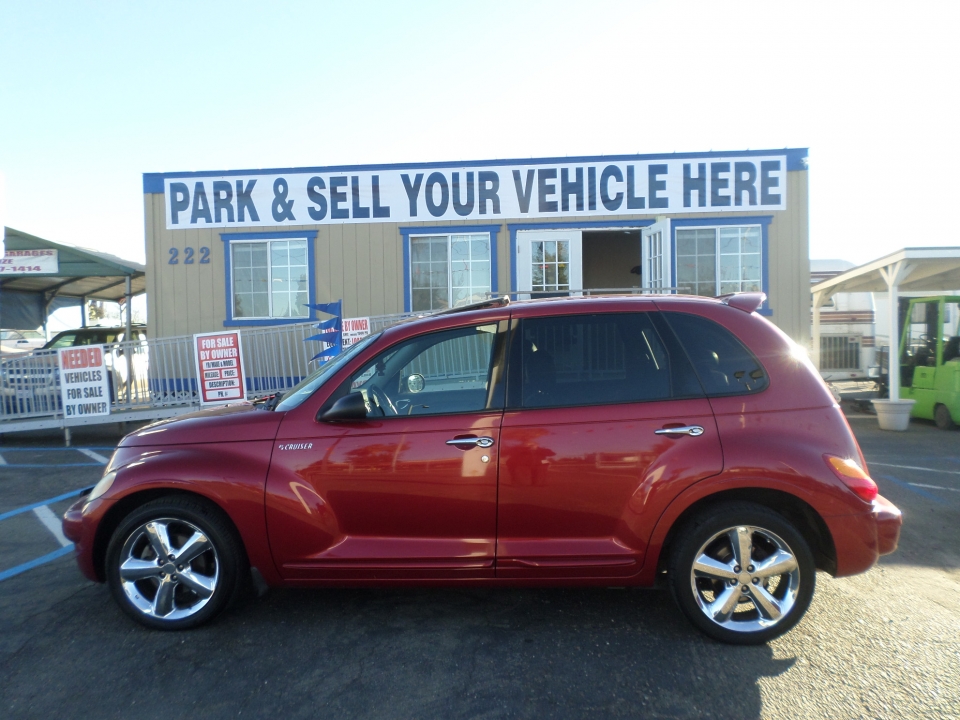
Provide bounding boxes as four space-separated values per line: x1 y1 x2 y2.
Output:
59 345 111 418
193 331 246 405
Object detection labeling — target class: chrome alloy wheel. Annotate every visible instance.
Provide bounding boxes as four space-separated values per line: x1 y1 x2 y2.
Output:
117 518 220 621
689 525 801 633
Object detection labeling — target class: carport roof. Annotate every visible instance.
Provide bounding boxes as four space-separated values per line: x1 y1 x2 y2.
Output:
810 247 960 298
1 227 145 301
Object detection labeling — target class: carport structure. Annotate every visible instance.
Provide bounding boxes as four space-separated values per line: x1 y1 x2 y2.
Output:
810 247 960 404
1 227 145 338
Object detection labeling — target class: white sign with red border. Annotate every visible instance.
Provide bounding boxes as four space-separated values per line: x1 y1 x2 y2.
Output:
58 345 111 418
342 317 371 347
193 331 246 404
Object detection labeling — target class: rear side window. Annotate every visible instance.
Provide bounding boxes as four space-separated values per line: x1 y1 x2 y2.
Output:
48 334 77 349
662 312 768 396
510 312 703 409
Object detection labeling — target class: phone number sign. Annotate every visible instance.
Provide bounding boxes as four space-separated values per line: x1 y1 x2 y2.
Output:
193 331 246 405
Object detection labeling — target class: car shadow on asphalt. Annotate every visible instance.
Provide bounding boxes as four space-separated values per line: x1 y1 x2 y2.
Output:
0 577 799 720
210 585 796 719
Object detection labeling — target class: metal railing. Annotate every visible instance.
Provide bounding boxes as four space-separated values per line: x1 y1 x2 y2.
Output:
0 311 418 425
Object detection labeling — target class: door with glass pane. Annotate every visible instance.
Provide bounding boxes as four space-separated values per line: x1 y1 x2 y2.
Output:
516 230 582 299
641 219 670 291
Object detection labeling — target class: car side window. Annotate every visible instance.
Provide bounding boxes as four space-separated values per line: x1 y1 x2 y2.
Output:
49 334 77 349
662 312 769 396
512 312 703 409
341 323 502 417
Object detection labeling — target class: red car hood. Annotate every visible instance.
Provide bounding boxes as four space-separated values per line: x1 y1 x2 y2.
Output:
119 404 284 447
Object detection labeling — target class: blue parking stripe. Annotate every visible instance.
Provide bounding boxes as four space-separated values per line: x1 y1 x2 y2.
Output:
877 474 947 504
0 446 117 452
0 545 74 582
0 488 89 522
0 462 104 468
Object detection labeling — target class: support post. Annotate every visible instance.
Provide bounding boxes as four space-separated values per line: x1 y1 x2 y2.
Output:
81 296 87 328
812 290 828 370
888 274 899 400
123 276 133 405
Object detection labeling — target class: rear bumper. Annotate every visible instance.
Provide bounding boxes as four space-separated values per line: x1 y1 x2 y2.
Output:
826 493 902 577
873 494 902 556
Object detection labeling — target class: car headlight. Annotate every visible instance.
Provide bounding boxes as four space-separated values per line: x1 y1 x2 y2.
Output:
86 470 117 503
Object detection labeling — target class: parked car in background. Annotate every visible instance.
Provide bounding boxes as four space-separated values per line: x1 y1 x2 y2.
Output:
1 325 149 414
42 325 147 350
0 329 46 354
63 294 901 644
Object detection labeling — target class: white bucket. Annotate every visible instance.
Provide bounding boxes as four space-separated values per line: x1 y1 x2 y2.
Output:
871 399 916 431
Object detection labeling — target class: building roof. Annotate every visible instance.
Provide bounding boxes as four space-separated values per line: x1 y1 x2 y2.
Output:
1 227 145 301
810 247 960 298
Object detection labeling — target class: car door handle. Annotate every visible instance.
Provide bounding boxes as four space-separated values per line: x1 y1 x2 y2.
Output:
446 436 495 449
654 425 704 437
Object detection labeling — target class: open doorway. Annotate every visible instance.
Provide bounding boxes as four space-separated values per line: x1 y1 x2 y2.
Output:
582 230 642 293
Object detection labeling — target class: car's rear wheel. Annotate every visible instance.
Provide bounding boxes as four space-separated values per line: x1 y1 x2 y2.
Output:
668 502 815 645
105 496 245 630
934 403 956 430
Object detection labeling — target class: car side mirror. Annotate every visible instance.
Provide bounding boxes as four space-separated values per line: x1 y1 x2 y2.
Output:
318 392 368 422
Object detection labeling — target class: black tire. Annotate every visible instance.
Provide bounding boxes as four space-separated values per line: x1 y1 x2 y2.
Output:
668 502 816 645
934 404 956 431
105 495 246 630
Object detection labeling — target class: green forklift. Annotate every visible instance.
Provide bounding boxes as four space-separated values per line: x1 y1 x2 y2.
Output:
880 296 960 429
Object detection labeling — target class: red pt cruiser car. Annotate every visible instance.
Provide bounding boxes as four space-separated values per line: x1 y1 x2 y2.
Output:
63 293 901 644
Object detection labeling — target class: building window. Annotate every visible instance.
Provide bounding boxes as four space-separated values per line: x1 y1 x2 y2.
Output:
232 238 309 319
676 226 761 296
410 234 491 312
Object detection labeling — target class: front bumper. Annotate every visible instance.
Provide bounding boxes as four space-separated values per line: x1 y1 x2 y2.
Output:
62 496 103 582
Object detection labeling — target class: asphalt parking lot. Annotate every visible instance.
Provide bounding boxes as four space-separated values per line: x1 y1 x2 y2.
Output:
1 417 958 720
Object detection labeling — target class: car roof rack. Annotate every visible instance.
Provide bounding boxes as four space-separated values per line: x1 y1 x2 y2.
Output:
433 296 510 315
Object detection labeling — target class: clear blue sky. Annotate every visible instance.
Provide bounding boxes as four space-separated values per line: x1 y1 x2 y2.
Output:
2 0 957 265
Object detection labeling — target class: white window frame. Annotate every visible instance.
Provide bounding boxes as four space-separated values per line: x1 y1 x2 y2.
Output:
674 224 762 297
230 237 310 320
646 230 663 289
409 232 493 312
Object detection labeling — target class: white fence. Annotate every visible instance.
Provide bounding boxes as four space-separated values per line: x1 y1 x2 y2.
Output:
0 312 416 426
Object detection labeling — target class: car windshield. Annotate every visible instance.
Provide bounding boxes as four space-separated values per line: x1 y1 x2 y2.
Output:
274 332 382 411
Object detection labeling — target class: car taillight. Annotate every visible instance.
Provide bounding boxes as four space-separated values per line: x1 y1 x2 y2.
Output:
824 455 878 502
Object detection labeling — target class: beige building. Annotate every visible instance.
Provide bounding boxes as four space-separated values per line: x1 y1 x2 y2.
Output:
142 149 809 343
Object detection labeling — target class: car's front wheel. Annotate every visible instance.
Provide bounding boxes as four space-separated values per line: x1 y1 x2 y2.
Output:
668 502 816 645
105 496 245 630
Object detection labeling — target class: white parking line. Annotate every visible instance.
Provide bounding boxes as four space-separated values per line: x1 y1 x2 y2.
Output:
869 461 960 476
32 505 72 547
76 448 109 464
0 452 7 465
909 483 960 493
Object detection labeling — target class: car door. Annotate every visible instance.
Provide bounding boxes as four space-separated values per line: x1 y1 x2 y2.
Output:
265 320 508 580
496 306 723 578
